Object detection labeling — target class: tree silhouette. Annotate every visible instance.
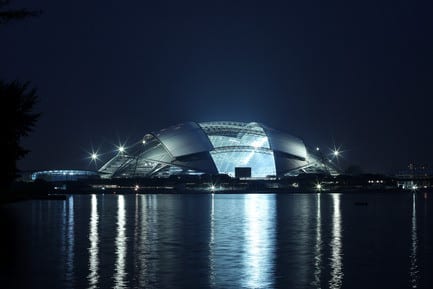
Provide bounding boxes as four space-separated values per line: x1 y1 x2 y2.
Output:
0 0 41 24
1 1 41 189
1 81 40 187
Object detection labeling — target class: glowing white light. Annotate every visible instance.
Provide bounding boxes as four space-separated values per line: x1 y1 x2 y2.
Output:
134 185 139 191
142 140 146 144
333 150 340 157
244 194 275 288
316 147 320 151
114 195 127 288
210 185 216 191
118 146 125 153
316 183 322 191
87 194 99 288
313 193 322 288
91 153 98 160
330 194 343 289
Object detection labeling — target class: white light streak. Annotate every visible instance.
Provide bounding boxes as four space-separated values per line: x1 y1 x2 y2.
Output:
87 194 99 289
312 193 322 288
114 195 127 288
244 194 275 288
329 194 343 289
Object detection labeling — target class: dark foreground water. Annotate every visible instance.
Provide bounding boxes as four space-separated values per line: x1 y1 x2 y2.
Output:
1 192 432 289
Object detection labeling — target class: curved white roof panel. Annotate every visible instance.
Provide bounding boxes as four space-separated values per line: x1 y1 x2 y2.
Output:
262 126 307 160
153 122 214 158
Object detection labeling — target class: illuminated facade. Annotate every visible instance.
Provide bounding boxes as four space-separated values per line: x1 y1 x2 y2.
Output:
31 170 100 182
99 121 337 178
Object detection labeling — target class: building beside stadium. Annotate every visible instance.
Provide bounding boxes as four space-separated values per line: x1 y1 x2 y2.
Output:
30 170 100 182
98 121 338 179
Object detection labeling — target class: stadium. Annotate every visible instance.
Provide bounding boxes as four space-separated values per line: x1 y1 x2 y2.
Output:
98 121 338 179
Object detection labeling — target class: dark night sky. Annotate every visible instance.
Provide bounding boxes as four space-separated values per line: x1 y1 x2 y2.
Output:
2 0 433 174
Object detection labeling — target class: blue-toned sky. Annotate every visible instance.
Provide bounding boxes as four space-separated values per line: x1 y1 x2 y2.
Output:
2 0 432 174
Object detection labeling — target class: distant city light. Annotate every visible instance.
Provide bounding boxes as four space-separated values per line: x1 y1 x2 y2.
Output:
315 183 322 191
333 150 340 157
210 185 216 191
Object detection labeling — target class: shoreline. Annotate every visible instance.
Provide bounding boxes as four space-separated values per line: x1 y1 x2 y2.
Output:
2 186 431 205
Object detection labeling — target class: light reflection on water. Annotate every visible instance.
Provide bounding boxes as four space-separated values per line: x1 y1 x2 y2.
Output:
209 194 215 287
136 194 158 288
243 194 275 289
410 193 419 288
114 195 127 288
209 194 276 288
66 196 74 288
312 193 322 288
329 193 343 289
87 194 99 289
2 192 432 289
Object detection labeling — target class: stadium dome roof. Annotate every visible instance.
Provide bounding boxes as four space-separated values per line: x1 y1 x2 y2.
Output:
98 121 337 178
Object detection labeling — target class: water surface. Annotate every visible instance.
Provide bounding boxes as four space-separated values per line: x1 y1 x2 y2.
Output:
1 192 432 288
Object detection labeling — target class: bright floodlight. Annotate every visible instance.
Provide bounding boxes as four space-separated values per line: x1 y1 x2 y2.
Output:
210 185 216 191
315 183 322 191
118 146 125 153
91 153 98 160
316 147 320 151
333 150 340 157
142 139 146 144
